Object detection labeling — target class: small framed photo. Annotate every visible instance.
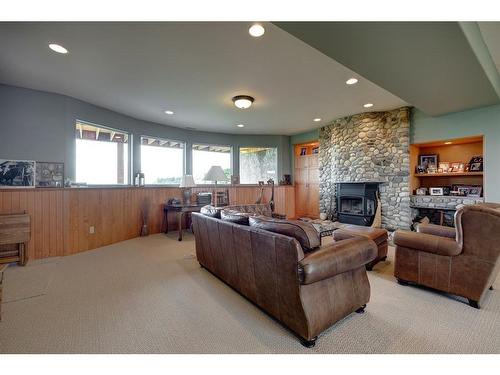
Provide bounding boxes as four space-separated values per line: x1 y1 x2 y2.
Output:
457 187 469 196
419 154 438 171
416 187 428 196
439 162 450 173
36 161 64 187
312 147 319 154
300 147 307 156
466 186 482 198
429 187 444 196
468 156 483 172
416 165 426 174
450 162 465 173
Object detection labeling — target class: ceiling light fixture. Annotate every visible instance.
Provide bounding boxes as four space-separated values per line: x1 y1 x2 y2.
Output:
164 110 174 115
249 24 265 37
346 78 358 85
313 118 322 122
444 141 453 145
232 95 254 109
363 103 374 108
48 43 68 54
237 124 245 128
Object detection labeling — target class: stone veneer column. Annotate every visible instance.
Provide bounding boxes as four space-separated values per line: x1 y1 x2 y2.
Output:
319 107 411 230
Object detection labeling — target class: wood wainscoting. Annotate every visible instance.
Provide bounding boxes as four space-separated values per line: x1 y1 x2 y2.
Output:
0 185 294 261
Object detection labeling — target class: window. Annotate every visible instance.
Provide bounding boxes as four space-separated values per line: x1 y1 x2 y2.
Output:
239 147 277 184
75 121 129 185
141 136 185 184
192 144 231 184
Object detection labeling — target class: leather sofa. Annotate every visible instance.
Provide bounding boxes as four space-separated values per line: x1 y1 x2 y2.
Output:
393 203 500 308
192 211 377 347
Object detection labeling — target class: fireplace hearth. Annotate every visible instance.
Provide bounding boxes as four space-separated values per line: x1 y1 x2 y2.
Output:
337 182 380 226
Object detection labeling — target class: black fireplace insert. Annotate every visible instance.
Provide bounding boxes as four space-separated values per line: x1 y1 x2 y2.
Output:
336 182 380 226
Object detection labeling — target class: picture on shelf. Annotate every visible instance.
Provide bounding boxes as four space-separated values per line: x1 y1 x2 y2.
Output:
450 162 465 173
439 162 450 173
419 154 438 172
468 156 483 172
36 161 64 187
300 147 307 156
0 159 36 188
312 147 319 154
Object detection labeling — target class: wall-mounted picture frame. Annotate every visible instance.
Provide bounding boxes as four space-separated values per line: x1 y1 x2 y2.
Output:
300 147 307 156
0 159 36 188
419 154 438 171
36 161 65 187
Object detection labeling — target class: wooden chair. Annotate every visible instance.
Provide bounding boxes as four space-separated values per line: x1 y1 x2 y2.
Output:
0 212 30 266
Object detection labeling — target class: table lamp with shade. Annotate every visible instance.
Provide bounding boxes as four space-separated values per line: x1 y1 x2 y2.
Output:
179 175 196 205
203 165 229 206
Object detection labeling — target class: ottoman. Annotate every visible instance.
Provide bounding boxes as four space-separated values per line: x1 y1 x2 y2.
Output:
332 224 388 270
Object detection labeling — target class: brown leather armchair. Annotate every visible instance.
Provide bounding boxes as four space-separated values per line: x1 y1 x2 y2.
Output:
393 203 500 308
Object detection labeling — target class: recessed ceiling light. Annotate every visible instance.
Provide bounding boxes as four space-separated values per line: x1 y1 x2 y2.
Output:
346 78 358 85
237 124 245 128
232 95 254 109
363 103 374 108
313 118 322 122
444 141 453 145
164 110 174 115
48 43 68 54
249 24 265 37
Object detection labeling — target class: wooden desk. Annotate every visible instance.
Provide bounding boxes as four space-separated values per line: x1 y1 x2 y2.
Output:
164 204 204 241
0 264 7 321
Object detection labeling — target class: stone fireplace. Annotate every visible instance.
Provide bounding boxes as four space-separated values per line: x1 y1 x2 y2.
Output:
319 107 411 230
337 182 380 226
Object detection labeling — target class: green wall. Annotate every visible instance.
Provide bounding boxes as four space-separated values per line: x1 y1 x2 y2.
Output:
411 105 500 202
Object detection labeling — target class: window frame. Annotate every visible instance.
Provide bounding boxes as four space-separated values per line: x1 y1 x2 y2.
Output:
75 119 132 186
191 142 233 186
238 145 279 185
140 135 186 186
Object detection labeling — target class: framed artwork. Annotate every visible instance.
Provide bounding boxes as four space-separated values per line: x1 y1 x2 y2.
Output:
439 162 450 173
300 147 307 156
468 156 483 172
0 159 36 188
419 154 438 171
312 147 319 154
36 161 64 187
467 186 482 198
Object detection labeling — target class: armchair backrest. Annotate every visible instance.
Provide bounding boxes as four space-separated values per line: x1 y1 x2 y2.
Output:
455 203 500 263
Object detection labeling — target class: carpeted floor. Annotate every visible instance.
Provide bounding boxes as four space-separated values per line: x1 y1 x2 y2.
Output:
0 233 499 354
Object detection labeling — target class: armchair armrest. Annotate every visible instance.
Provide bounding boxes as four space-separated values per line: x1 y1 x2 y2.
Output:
393 230 462 256
298 237 377 285
417 223 456 239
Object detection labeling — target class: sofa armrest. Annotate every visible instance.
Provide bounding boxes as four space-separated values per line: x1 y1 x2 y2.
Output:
393 230 462 256
298 237 377 285
417 223 456 239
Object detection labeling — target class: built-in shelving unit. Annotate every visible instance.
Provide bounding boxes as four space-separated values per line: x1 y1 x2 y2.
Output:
409 135 484 195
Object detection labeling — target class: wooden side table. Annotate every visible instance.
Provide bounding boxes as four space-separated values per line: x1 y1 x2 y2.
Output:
0 264 7 321
164 204 204 241
0 213 30 266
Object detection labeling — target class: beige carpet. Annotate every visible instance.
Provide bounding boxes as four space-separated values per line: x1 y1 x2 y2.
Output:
0 233 498 354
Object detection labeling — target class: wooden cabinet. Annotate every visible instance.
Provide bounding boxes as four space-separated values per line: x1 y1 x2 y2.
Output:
294 142 320 218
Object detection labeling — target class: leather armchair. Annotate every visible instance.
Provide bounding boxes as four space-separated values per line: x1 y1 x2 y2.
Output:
393 203 500 308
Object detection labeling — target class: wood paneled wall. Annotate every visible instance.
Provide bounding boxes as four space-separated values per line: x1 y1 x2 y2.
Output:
0 185 294 260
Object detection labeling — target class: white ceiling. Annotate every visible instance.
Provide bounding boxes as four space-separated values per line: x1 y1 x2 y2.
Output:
0 22 406 135
479 22 500 75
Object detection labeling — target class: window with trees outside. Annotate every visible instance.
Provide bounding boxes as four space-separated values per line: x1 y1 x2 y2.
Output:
192 144 231 184
75 121 129 185
141 136 185 184
239 147 278 184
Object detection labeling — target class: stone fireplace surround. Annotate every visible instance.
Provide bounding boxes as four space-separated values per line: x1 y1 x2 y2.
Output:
319 107 411 230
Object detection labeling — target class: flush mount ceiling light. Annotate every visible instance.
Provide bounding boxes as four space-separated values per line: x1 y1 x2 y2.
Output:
346 78 358 85
363 103 374 108
249 24 265 37
48 43 68 54
232 95 254 109
237 124 245 128
444 141 453 145
313 118 322 122
164 110 174 115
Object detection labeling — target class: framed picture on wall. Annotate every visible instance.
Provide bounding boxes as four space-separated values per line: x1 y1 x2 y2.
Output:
36 161 65 187
0 159 36 188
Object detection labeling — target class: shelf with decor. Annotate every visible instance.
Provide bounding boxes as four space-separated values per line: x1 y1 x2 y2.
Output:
294 141 319 219
409 135 485 199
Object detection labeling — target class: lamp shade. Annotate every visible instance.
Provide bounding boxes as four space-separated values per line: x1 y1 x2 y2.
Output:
204 166 229 182
179 175 196 188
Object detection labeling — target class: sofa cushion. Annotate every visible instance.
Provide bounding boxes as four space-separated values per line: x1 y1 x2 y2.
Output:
249 216 320 251
200 205 222 219
223 204 272 217
220 210 251 225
